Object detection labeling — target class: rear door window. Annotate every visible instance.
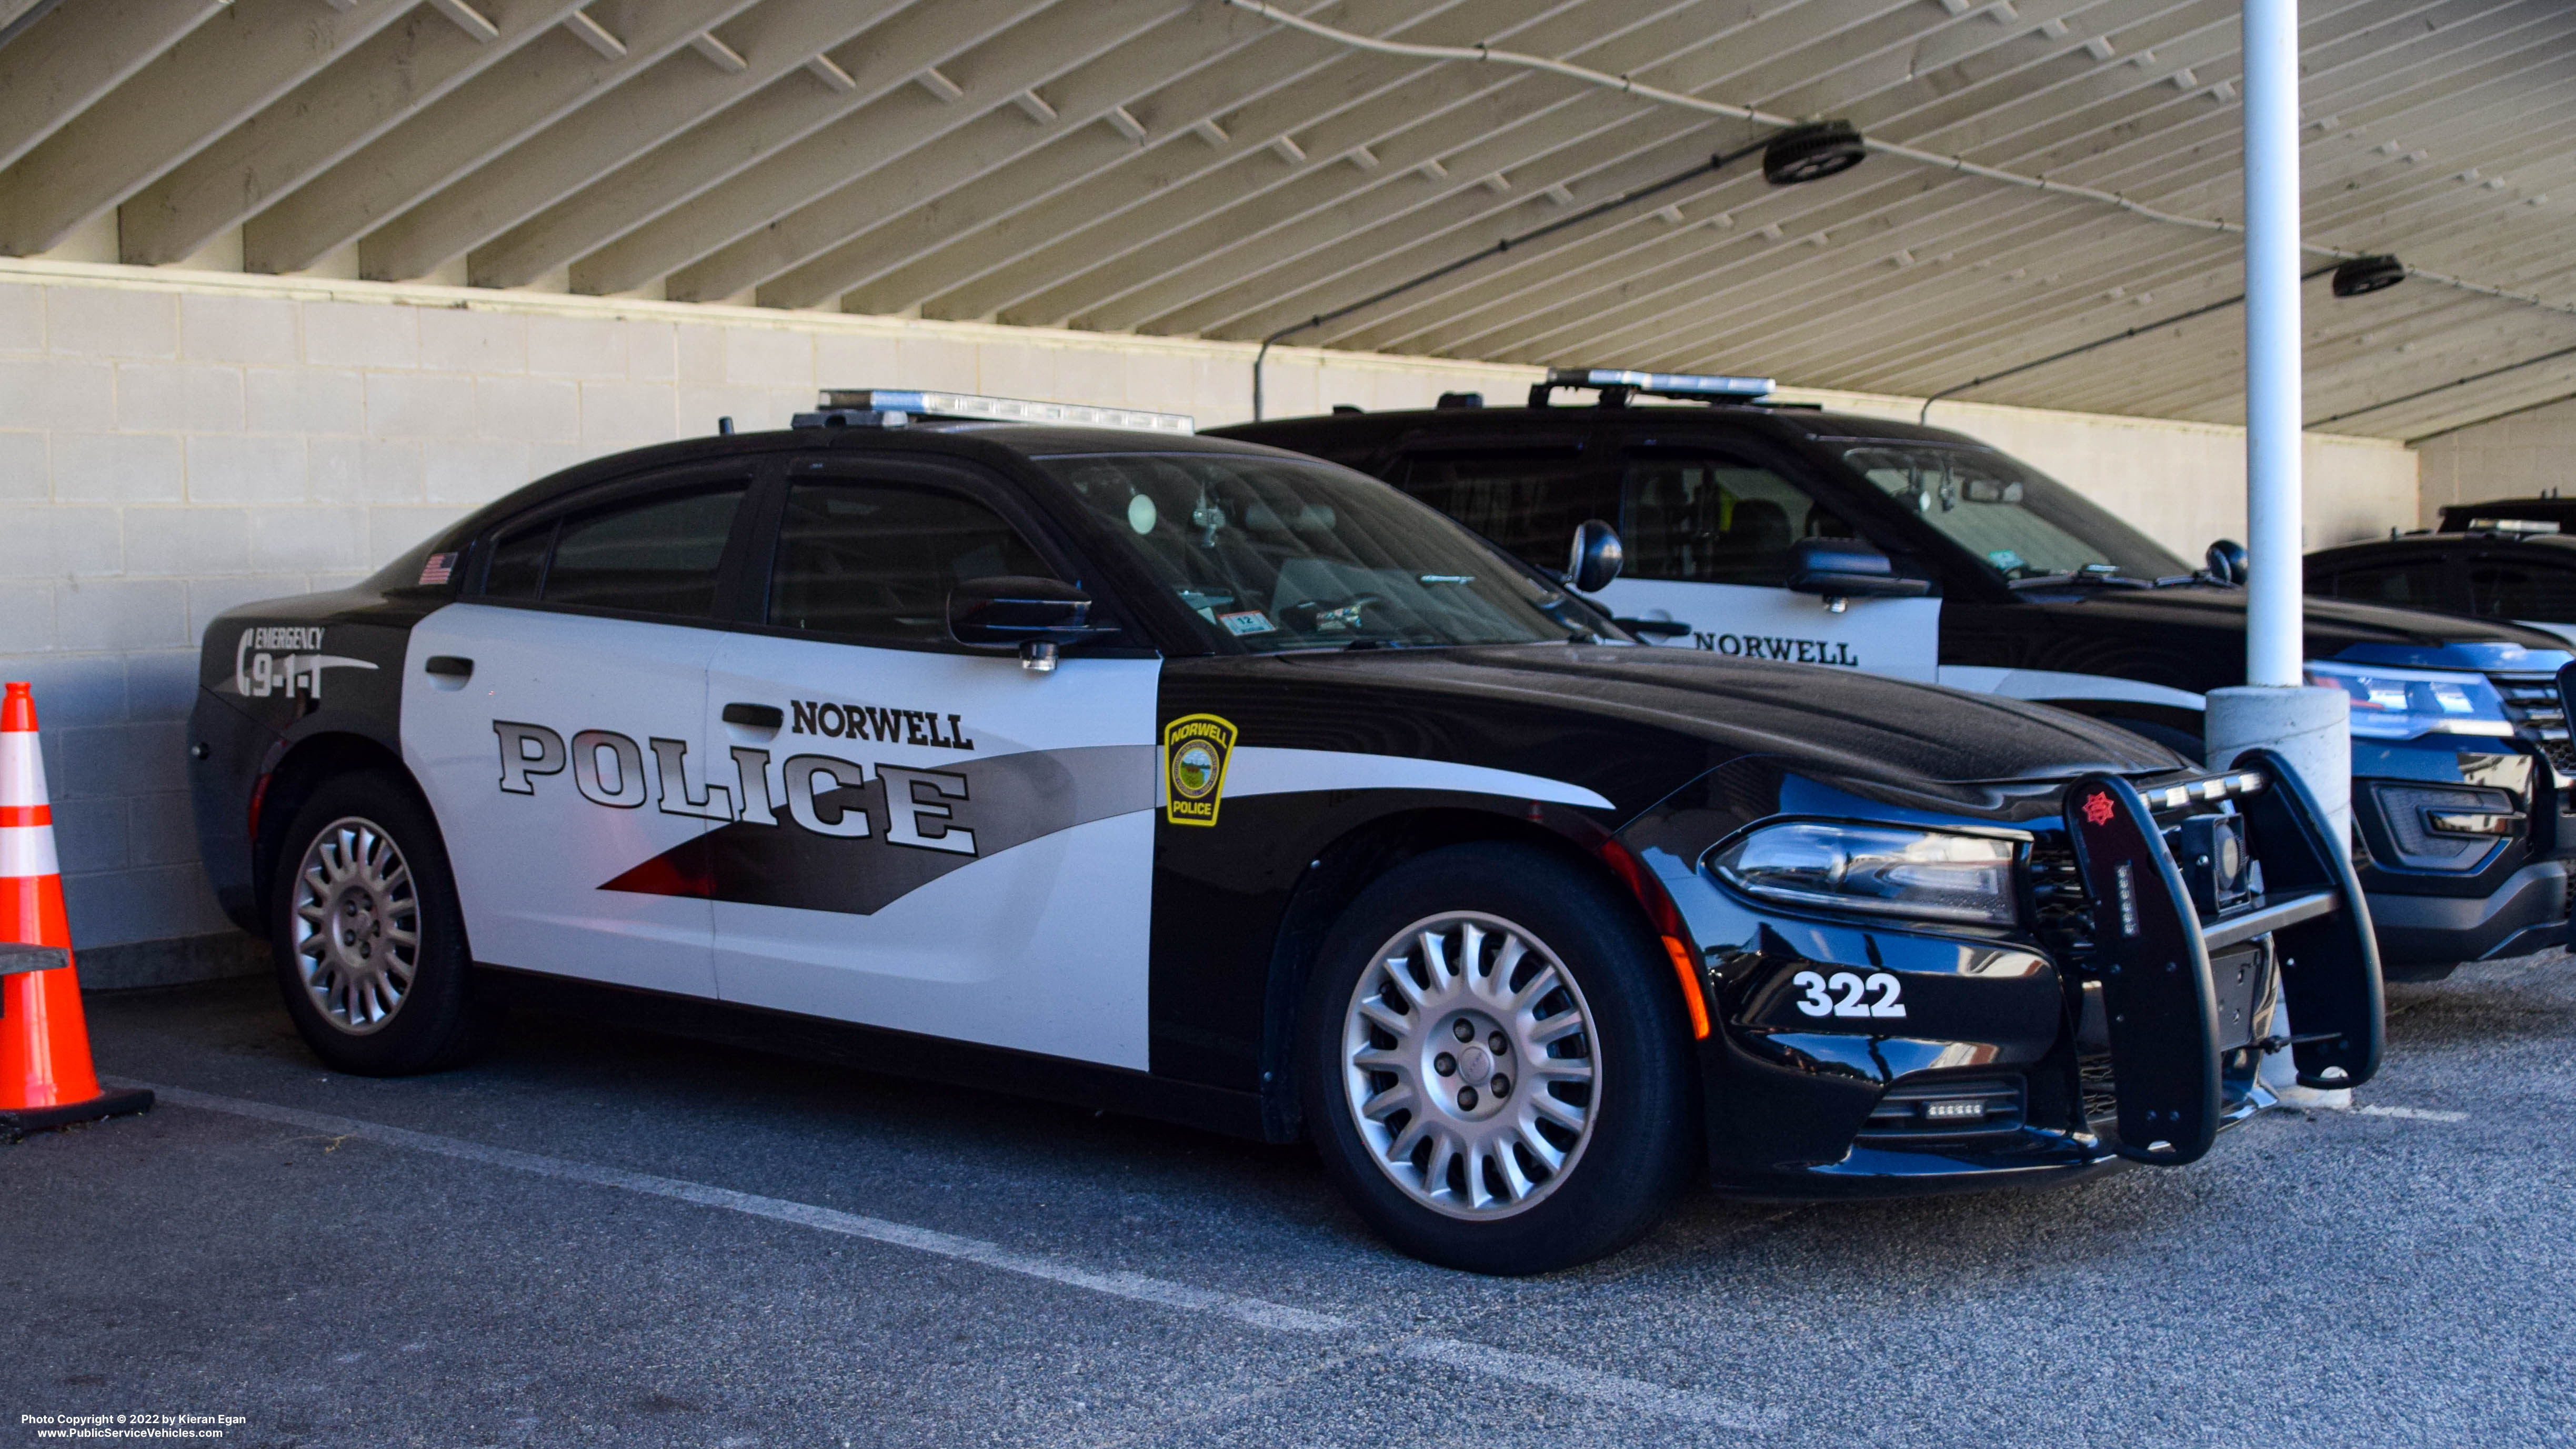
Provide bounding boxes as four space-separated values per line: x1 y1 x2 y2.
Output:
2466 557 2576 622
477 477 753 621
2321 556 2453 612
1390 445 1612 573
1619 449 1851 586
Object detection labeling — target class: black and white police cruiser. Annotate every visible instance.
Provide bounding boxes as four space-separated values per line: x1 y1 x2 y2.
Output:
189 389 2382 1274
1218 371 2576 981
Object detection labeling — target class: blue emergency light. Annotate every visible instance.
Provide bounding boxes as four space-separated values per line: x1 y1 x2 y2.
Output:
1543 368 1776 397
818 389 1195 434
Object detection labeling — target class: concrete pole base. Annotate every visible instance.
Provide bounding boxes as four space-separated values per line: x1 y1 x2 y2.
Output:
2205 685 2356 1110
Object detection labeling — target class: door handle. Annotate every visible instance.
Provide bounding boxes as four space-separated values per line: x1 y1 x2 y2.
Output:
723 703 784 729
424 655 474 678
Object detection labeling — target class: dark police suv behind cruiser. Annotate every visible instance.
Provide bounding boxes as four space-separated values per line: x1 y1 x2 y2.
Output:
1216 370 2572 981
187 388 2381 1275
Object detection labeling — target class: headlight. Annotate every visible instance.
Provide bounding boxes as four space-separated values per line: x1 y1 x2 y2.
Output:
1707 822 2020 926
2303 658 2513 740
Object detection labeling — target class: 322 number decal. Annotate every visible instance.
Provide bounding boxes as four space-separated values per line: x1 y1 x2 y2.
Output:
1790 970 1907 1019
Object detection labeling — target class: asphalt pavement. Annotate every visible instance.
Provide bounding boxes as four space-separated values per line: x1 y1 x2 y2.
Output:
5 951 2571 1449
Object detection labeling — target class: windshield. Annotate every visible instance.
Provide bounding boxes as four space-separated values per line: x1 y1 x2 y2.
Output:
1843 444 2188 582
1037 452 1605 652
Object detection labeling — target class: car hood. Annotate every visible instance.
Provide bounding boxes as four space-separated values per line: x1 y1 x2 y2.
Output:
2010 584 2571 663
1270 644 2188 822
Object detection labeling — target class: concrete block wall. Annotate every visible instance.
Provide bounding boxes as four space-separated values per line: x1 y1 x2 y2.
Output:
2414 396 2576 524
0 258 2421 984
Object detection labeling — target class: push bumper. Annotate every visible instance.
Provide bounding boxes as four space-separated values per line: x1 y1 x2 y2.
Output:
1670 750 2382 1198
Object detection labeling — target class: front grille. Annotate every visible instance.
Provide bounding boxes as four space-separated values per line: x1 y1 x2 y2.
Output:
2485 671 2572 773
2079 1057 2117 1125
2026 840 2091 952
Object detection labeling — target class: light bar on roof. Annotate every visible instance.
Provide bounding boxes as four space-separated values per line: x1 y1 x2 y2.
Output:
820 389 1195 434
1546 368 1775 397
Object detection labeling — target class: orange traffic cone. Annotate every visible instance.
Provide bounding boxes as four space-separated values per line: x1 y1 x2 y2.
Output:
2 681 151 1140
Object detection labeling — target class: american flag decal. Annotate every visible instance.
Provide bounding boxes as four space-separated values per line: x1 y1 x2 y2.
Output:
418 553 456 586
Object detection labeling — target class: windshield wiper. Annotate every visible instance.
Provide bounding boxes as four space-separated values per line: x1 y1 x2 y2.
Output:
2007 565 2151 592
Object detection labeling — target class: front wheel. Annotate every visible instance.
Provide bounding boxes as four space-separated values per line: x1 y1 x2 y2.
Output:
1300 843 1698 1274
269 770 485 1075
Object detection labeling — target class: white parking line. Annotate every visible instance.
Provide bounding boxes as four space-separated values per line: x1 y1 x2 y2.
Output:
2344 1104 2471 1123
119 1080 1781 1431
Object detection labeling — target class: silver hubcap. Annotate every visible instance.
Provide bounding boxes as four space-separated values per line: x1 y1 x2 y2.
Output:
1340 912 1600 1220
290 815 419 1035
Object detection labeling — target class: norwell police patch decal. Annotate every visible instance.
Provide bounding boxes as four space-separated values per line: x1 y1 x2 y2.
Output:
1162 714 1237 826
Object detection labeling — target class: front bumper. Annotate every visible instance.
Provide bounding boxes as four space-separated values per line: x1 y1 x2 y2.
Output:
1640 753 2381 1197
2351 735 2573 972
2369 860 2567 977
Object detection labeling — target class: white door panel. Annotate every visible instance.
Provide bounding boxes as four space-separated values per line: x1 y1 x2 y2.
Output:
2514 618 2576 649
716 813 1154 1066
1585 577 1943 682
698 638 1162 1067
400 603 718 996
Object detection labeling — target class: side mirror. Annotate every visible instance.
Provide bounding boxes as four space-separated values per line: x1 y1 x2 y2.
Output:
1786 537 1932 599
948 577 1114 671
2205 539 2248 585
1568 520 1623 593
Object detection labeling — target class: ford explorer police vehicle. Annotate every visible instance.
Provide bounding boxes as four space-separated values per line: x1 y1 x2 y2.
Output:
1217 371 2572 982
2309 523 2576 651
188 390 2380 1275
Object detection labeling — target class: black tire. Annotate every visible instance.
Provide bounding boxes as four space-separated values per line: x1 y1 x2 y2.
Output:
268 768 485 1075
1299 842 1699 1274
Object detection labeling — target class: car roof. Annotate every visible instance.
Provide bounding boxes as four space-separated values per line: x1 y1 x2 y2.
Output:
2440 497 2576 518
2310 531 2576 562
433 420 1306 539
1210 403 1996 449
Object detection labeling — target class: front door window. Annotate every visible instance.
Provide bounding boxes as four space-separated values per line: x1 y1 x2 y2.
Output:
1620 452 1850 586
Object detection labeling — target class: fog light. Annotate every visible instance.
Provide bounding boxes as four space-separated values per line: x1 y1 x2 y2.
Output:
2425 808 2519 837
1922 1100 1987 1122
2367 783 2519 870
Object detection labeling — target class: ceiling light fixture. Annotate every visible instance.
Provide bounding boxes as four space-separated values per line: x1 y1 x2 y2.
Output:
2330 255 2407 297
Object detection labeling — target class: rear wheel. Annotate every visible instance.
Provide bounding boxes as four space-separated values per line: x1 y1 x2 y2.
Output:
270 770 484 1075
1301 842 1697 1274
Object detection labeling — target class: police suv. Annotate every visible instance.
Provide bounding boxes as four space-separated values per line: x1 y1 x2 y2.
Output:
1217 371 2574 981
188 391 2380 1274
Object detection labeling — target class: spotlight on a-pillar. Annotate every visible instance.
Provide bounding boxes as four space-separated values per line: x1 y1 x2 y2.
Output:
2331 254 2407 298
1763 122 1867 185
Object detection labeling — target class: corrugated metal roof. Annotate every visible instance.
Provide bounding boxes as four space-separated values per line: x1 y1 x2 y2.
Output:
3 0 2568 439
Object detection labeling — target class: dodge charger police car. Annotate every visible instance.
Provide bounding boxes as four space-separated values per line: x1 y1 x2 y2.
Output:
189 390 2381 1274
1217 371 2573 981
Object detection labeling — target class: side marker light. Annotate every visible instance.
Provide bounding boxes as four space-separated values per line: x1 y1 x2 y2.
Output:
1661 935 1711 1040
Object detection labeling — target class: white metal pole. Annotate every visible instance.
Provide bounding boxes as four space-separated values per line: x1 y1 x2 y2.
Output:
2241 0 2303 687
2221 0 2356 1108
